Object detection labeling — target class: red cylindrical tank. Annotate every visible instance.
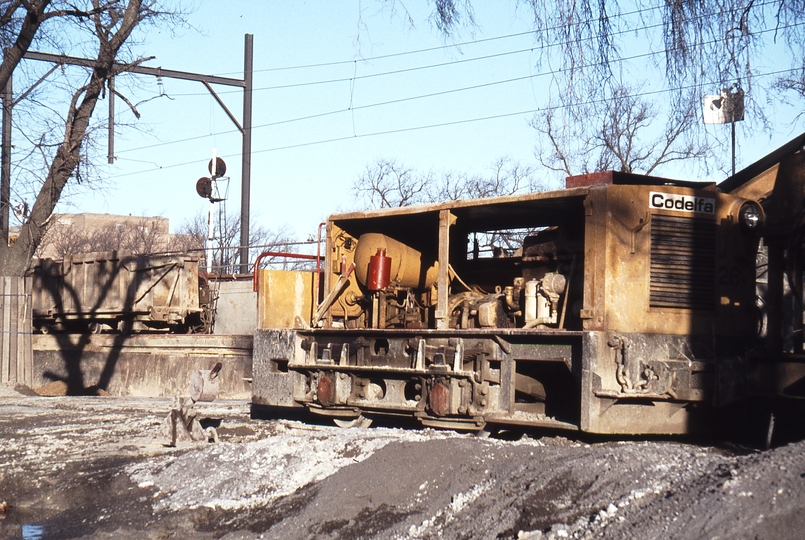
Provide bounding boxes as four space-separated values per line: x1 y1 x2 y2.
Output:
367 248 392 291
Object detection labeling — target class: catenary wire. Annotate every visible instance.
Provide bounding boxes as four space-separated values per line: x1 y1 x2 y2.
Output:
173 0 783 97
113 19 804 157
107 66 801 180
213 0 778 75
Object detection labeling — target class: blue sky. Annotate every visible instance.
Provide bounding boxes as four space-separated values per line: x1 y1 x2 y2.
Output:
28 1 805 246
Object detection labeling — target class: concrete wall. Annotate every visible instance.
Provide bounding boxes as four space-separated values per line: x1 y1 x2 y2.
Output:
214 280 258 335
33 334 253 398
28 271 260 399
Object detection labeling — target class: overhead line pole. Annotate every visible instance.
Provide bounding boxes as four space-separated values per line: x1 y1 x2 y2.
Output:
10 35 254 271
22 50 247 87
240 34 253 275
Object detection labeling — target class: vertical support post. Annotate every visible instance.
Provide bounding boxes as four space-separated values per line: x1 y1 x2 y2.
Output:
731 120 736 176
436 210 456 329
108 76 115 164
767 242 784 358
793 244 804 353
239 33 254 274
207 198 214 274
1 75 11 245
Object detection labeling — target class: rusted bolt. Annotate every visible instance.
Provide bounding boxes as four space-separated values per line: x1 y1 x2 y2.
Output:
414 394 421 401
480 398 487 406
339 373 348 380
415 383 422 391
479 386 488 396
359 390 366 398
458 406 466 414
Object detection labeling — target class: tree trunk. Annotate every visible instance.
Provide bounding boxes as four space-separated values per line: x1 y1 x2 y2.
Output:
0 0 143 277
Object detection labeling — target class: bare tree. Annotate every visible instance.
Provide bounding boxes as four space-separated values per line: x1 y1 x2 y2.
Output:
353 157 540 209
773 58 805 124
414 1 805 104
173 211 304 275
379 1 805 175
533 84 710 178
167 230 203 255
429 157 543 201
87 223 127 252
0 1 182 276
120 215 167 254
36 220 89 258
35 213 173 257
352 159 432 208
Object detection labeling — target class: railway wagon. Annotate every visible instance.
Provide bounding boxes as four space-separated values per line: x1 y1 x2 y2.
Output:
253 170 768 434
31 251 210 334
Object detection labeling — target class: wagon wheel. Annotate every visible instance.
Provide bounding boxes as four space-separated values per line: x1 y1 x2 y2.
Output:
118 318 134 335
37 323 53 334
333 415 373 429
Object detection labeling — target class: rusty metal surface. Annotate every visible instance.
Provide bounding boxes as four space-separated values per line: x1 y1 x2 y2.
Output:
189 366 221 402
256 176 770 435
29 251 206 332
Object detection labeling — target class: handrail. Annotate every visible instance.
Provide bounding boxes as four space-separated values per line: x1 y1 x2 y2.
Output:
253 251 319 292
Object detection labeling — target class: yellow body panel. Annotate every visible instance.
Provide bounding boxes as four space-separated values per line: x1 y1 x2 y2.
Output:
257 269 316 329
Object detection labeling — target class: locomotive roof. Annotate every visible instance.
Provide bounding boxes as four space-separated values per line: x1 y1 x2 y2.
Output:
330 185 589 232
330 177 716 234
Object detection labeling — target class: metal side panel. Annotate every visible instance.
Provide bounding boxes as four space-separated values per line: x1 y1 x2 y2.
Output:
252 328 306 408
580 331 715 434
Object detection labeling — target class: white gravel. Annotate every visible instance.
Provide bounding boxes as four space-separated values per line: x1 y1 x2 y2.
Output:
128 420 462 512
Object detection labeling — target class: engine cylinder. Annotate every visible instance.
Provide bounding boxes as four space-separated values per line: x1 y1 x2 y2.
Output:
354 233 438 290
525 280 538 323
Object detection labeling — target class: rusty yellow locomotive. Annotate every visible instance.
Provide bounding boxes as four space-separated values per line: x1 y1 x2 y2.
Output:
253 139 805 436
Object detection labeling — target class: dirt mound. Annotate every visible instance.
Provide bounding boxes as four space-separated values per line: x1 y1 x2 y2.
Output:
33 380 110 396
1 397 803 539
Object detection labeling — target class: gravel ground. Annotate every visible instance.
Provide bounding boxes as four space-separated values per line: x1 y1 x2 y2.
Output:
1 383 804 539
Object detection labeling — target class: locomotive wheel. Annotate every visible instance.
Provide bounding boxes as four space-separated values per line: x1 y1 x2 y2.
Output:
475 426 499 438
333 415 373 429
419 416 486 432
307 405 371 428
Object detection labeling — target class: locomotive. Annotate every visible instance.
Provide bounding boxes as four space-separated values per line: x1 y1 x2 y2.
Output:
253 140 805 436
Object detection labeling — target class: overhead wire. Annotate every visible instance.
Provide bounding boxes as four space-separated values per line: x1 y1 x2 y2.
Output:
113 18 805 157
169 0 782 97
108 65 802 180
209 3 664 76
215 0 778 75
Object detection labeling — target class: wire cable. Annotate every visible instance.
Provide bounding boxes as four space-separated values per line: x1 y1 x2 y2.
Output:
107 66 802 180
177 0 784 97
113 20 805 157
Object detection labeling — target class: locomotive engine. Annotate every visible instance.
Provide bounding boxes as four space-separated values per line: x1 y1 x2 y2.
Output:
253 171 765 434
